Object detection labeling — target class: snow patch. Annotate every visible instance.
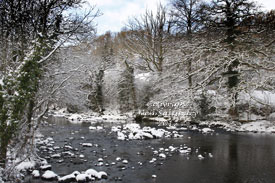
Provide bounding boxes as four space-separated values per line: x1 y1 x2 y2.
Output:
200 120 275 133
16 161 35 171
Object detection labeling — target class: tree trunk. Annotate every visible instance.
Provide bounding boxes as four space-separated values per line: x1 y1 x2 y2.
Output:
0 133 8 168
188 59 192 88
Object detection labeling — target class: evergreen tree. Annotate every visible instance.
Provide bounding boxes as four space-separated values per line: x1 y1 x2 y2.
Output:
118 60 137 113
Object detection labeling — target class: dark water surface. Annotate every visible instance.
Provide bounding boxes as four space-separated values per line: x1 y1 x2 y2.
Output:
25 117 275 183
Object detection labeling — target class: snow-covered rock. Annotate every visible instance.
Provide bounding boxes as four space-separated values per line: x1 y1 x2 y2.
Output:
179 149 190 154
85 169 107 179
122 160 128 164
85 168 98 177
51 153 61 158
64 145 73 150
97 171 108 179
40 164 52 171
42 170 58 180
117 131 126 140
115 123 172 140
79 154 85 158
75 174 90 182
97 126 104 130
149 158 157 163
202 128 214 134
89 126 97 130
82 143 93 147
150 128 165 138
124 123 140 132
98 158 103 162
159 153 166 159
141 132 154 139
58 173 78 183
62 151 75 157
198 154 204 160
173 133 184 138
32 170 40 178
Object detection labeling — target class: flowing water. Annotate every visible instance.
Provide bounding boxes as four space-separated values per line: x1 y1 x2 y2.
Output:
24 116 275 183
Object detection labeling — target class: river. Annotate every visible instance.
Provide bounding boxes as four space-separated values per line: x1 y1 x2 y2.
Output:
24 116 275 183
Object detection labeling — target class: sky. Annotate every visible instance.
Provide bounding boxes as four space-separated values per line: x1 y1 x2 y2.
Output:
87 0 275 35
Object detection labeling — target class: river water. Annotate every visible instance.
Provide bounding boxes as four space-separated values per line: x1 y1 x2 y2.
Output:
25 116 275 183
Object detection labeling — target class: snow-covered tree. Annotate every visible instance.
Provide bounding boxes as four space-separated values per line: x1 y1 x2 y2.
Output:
124 4 173 73
170 0 205 34
170 0 207 87
117 59 137 113
0 0 99 179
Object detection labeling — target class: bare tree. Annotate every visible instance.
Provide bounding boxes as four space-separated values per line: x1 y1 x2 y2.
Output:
124 4 173 73
170 0 207 87
170 0 205 34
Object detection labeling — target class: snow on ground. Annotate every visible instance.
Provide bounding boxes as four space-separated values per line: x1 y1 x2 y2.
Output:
16 160 36 171
239 90 275 107
200 120 275 133
49 109 133 124
239 121 275 133
49 104 275 134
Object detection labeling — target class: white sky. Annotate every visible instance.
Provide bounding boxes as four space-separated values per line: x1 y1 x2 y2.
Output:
87 0 275 35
